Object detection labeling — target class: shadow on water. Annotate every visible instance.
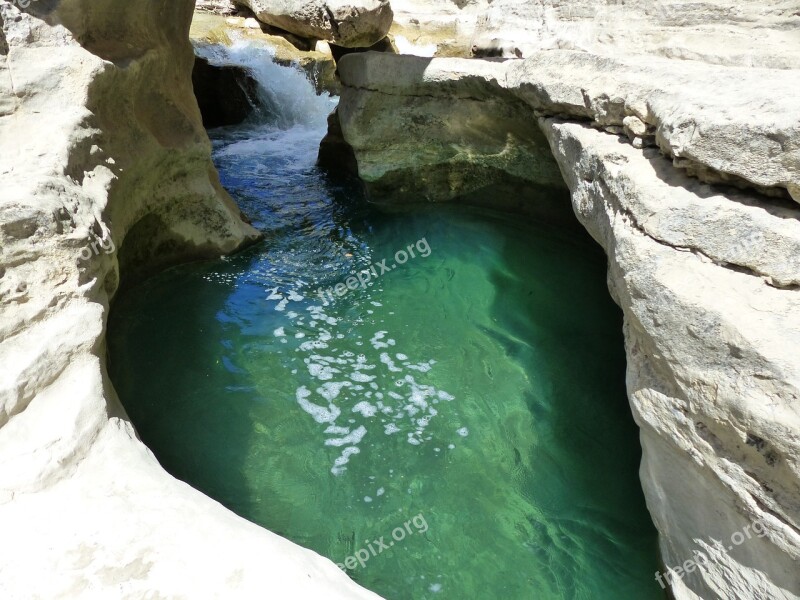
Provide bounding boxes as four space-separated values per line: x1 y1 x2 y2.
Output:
489 213 662 598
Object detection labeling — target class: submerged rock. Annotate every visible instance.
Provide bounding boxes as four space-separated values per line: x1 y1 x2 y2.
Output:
235 0 394 48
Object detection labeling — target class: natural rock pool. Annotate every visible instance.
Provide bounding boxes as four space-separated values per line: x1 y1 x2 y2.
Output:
108 45 661 600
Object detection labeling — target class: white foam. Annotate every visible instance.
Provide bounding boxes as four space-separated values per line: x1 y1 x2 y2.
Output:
331 446 360 475
353 401 378 417
325 425 351 435
317 381 351 401
350 372 375 383
394 35 438 57
380 352 403 373
308 363 337 380
299 339 329 351
296 386 340 424
325 425 367 447
370 331 389 349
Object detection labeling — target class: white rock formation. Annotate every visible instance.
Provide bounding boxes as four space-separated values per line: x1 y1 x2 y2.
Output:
388 0 800 65
196 0 238 14
336 52 800 205
329 42 800 600
235 0 393 47
0 2 380 598
542 121 800 599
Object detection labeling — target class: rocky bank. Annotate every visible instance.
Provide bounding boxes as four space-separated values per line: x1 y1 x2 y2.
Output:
326 3 800 598
1 0 799 598
0 1 379 598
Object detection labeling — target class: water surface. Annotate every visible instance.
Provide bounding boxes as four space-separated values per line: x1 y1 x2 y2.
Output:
108 43 661 600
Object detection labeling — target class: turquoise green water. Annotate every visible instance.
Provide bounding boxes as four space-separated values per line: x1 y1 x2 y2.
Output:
108 49 661 600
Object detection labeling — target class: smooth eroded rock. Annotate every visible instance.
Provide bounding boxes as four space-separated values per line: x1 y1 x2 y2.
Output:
0 1 383 598
235 0 393 47
328 49 800 599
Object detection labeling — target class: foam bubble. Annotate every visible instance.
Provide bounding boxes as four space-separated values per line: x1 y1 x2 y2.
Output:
325 425 367 447
350 371 375 383
353 401 377 417
331 446 360 475
317 381 351 401
295 386 340 424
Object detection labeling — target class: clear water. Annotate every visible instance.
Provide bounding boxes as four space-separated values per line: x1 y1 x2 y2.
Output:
108 43 662 600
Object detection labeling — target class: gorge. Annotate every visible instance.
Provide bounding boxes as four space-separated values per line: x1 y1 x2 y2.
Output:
0 1 798 600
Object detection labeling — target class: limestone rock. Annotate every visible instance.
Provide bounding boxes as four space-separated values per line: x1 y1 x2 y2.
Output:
196 0 238 14
541 119 800 600
235 0 393 47
0 2 381 598
335 51 800 203
335 54 570 219
387 0 800 64
474 0 800 69
328 49 800 599
192 56 260 128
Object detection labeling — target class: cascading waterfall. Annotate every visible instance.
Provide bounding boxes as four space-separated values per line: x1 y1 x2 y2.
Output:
109 42 662 600
195 39 335 130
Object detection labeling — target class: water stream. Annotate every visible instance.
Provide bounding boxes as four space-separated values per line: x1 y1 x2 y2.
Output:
108 41 662 599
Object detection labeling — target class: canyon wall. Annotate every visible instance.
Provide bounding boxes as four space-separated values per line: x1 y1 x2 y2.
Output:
2 0 798 597
389 0 800 65
329 3 800 597
0 1 378 598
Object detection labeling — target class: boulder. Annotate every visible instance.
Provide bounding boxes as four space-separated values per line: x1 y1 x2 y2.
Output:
235 0 393 47
196 0 238 14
